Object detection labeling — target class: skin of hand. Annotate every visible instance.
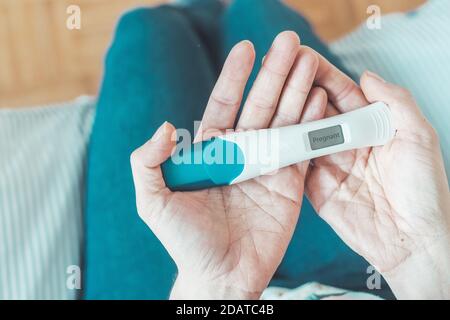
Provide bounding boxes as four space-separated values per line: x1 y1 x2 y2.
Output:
130 31 328 299
303 54 450 299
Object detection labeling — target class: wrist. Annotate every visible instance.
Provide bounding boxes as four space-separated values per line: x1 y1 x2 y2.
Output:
382 239 450 299
170 272 262 300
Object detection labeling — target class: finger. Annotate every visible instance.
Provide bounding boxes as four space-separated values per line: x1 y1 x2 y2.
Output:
296 87 327 175
270 46 319 128
360 71 432 135
312 49 368 112
237 31 300 130
130 121 176 200
300 86 327 123
195 40 255 142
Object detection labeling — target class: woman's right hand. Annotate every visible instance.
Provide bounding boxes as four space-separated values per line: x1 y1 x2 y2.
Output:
305 55 450 299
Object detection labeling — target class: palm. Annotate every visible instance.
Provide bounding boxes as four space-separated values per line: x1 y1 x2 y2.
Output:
307 128 446 272
159 165 304 292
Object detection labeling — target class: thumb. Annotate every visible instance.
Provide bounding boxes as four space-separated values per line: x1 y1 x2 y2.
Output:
130 121 176 202
360 71 429 132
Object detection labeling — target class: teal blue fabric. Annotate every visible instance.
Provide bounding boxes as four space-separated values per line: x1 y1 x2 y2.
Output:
85 0 393 299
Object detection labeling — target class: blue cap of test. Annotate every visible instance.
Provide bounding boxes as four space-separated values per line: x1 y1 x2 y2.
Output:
161 137 245 191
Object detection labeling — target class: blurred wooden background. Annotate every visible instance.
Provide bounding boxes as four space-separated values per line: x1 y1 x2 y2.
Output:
0 0 425 108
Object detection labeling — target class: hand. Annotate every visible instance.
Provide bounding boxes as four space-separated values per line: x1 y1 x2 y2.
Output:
305 54 450 299
130 32 327 299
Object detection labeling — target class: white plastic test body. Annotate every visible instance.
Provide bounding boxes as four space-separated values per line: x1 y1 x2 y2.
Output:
162 102 395 191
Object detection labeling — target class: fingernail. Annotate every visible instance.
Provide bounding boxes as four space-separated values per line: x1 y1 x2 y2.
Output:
366 70 386 83
152 121 168 142
234 40 253 52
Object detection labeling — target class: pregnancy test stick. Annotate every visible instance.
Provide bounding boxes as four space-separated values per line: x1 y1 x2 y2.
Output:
162 102 395 191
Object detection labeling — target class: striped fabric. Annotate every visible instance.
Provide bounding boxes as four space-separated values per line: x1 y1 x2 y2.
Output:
330 0 450 179
0 96 95 299
1 0 449 301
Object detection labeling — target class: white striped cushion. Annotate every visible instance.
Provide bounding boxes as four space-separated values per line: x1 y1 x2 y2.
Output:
0 96 95 299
